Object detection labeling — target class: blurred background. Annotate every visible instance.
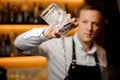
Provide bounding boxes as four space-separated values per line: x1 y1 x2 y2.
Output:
0 0 120 80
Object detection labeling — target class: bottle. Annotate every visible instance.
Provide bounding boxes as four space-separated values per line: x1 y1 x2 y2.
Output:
6 2 11 23
1 34 6 57
4 34 11 57
33 2 39 24
16 5 23 24
10 4 17 24
28 4 34 24
0 3 3 23
0 66 7 80
2 2 11 24
21 3 29 24
0 35 2 56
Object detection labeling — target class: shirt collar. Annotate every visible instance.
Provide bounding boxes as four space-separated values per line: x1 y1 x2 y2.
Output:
73 33 97 54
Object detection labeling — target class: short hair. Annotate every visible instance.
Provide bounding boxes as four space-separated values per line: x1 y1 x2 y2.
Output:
77 2 105 18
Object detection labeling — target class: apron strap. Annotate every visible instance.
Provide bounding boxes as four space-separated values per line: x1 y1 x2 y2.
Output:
71 38 76 69
94 52 99 66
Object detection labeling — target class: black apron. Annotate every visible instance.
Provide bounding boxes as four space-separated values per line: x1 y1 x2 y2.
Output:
64 39 102 80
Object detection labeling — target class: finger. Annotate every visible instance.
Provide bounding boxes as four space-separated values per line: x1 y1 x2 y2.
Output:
52 31 61 38
71 18 76 22
51 32 56 38
54 33 61 38
43 26 56 39
67 13 72 18
71 18 78 27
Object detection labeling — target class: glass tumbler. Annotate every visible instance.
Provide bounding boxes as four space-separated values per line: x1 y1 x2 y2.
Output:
40 2 75 35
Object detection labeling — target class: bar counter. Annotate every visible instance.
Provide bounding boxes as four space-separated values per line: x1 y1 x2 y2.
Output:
0 56 47 69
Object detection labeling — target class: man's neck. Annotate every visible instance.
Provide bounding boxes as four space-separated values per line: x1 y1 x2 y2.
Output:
77 36 93 52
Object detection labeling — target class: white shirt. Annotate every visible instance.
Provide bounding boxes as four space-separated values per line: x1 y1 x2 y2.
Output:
14 27 108 80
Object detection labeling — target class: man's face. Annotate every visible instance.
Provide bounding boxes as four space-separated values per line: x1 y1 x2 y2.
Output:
77 9 103 43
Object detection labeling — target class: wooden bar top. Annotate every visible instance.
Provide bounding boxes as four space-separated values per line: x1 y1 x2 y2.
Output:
0 56 47 70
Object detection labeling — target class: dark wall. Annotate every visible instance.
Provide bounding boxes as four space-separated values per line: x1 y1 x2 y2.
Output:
104 0 120 68
86 0 120 68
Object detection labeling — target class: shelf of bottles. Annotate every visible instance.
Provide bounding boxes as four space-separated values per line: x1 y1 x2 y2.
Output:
0 2 47 24
0 32 20 57
0 0 85 24
0 25 47 57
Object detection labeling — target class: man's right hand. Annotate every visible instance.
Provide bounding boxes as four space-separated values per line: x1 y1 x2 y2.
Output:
43 26 61 39
43 13 78 39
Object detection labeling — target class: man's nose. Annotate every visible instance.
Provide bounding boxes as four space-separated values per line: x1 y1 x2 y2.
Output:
87 23 93 31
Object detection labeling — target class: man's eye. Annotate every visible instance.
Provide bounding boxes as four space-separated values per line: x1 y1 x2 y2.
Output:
82 21 87 23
